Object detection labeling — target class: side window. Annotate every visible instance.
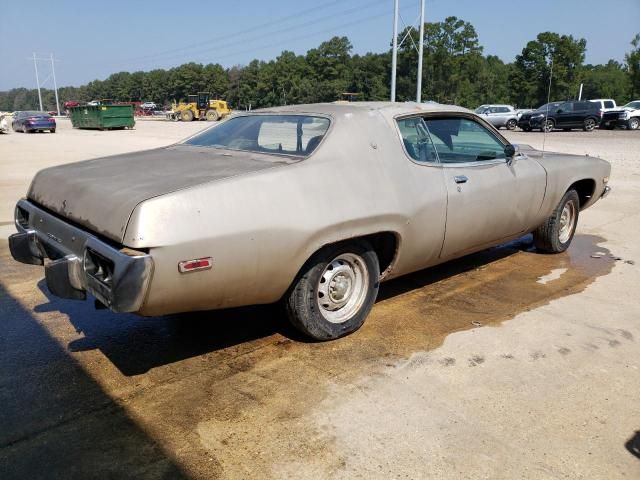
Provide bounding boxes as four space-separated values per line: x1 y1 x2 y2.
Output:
497 107 510 113
559 103 573 112
604 101 614 108
423 117 506 163
396 117 438 163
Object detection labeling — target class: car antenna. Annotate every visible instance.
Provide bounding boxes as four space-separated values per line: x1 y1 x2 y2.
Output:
542 56 554 157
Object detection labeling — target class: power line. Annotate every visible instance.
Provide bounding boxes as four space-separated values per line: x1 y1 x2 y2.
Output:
108 0 387 67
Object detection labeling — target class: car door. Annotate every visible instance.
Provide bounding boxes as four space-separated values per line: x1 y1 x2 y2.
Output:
554 102 574 127
422 116 547 259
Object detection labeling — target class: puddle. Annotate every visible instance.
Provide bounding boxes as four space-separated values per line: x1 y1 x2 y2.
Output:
0 234 621 478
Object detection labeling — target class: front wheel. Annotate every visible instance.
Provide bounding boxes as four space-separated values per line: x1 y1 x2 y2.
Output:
181 109 194 121
285 242 380 341
629 118 639 130
542 119 555 132
506 119 517 130
533 189 580 253
583 118 597 131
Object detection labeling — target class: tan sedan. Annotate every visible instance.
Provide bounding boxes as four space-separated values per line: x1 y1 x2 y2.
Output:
9 102 611 340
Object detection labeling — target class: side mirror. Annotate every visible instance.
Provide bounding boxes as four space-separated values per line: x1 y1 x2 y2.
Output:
504 144 516 158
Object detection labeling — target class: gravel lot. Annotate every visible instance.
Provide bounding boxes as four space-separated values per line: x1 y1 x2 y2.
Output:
1 118 639 479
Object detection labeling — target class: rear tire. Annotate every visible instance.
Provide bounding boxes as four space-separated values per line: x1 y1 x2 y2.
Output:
533 189 580 253
523 126 531 132
50 129 56 133
205 109 219 121
583 118 596 131
285 241 380 341
506 119 517 130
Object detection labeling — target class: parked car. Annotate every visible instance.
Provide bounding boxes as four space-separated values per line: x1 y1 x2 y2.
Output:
523 101 602 132
474 104 518 130
517 102 562 131
141 102 157 110
601 100 640 130
0 113 11 133
589 98 617 112
8 102 611 340
11 111 56 133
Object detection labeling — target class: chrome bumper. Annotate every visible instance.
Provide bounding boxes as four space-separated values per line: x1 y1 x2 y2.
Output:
8 199 153 312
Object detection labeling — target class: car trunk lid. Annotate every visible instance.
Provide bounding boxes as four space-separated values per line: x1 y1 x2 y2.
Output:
27 145 294 244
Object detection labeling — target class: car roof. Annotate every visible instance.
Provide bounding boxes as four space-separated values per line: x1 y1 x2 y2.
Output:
252 101 472 119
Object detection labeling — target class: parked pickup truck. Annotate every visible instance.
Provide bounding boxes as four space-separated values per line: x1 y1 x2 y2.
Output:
600 100 640 130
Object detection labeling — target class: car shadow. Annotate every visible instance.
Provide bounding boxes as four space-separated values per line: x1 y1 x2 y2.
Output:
626 430 640 459
0 281 191 479
33 236 535 377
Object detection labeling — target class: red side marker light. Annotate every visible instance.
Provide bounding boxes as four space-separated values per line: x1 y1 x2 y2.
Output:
178 257 213 273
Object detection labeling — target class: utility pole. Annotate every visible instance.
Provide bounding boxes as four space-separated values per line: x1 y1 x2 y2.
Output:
32 53 43 111
416 0 425 102
390 0 399 102
50 53 61 116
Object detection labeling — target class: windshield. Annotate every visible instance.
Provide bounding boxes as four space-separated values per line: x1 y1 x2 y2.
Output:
185 114 330 157
623 101 640 109
537 102 560 111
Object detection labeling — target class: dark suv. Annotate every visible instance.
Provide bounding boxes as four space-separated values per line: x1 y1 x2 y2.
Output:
523 101 602 132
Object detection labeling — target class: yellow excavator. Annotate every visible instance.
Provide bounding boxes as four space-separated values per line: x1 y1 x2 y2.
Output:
169 93 231 121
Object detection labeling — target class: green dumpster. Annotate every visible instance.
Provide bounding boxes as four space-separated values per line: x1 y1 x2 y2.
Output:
69 104 135 130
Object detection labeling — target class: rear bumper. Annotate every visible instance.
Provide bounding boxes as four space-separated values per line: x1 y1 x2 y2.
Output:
9 199 153 312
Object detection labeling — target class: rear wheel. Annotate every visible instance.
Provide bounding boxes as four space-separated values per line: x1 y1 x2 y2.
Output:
285 241 379 341
205 109 219 121
50 129 56 133
523 126 531 132
506 119 517 130
542 119 555 132
533 189 580 253
583 118 596 131
181 109 194 122
629 118 639 130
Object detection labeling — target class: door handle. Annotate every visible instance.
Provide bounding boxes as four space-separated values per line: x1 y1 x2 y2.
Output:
454 175 468 184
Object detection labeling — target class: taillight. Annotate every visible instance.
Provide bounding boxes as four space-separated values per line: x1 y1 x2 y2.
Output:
598 109 603 118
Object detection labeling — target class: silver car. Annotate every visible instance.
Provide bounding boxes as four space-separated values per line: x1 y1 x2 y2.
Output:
9 102 611 340
475 104 519 130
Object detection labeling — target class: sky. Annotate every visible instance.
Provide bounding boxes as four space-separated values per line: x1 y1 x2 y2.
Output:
0 0 638 90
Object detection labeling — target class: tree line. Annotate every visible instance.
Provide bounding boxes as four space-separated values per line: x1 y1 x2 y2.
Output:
1 17 638 112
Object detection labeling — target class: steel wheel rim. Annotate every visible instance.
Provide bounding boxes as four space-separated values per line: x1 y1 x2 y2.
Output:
558 201 576 244
544 120 553 132
630 118 639 130
585 119 595 131
317 253 369 324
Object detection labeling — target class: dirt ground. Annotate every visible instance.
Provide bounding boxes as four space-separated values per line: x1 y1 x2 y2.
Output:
1 118 639 479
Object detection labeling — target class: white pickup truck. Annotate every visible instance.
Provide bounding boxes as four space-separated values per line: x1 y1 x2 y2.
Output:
600 100 640 130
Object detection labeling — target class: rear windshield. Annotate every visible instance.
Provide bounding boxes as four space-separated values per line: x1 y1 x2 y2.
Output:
184 114 330 157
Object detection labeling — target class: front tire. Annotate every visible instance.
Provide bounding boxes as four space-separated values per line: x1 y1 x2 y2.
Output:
506 119 517 130
542 119 555 132
533 189 580 253
629 118 639 130
181 109 194 122
285 241 380 341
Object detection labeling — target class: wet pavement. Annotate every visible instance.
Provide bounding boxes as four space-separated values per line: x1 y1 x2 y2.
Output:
0 233 626 479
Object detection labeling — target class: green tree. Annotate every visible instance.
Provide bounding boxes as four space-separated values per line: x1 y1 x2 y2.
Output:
511 32 586 107
626 33 640 98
